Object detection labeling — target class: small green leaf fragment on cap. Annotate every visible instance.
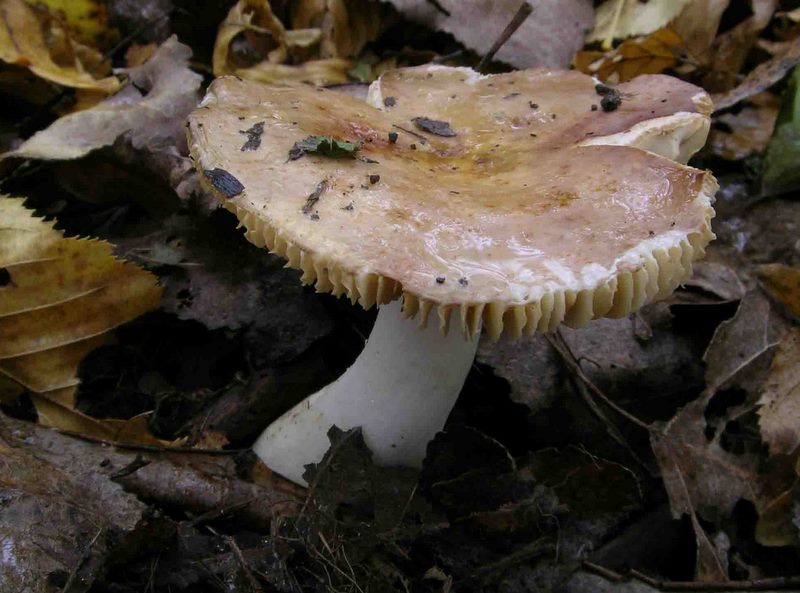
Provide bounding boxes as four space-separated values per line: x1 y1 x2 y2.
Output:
288 136 361 161
204 168 245 198
412 117 457 137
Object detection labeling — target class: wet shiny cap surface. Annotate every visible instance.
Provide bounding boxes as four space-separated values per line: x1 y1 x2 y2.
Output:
187 65 717 338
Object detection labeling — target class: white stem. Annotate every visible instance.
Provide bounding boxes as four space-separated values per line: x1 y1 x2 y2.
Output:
253 300 480 485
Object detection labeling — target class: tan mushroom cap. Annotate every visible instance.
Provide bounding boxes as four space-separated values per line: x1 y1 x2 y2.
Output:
187 66 717 339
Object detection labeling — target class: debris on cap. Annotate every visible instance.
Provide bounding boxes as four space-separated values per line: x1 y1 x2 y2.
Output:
188 65 716 340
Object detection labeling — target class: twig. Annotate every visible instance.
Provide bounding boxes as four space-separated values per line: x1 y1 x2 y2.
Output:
425 0 450 16
224 535 264 593
109 453 151 479
61 528 103 593
391 124 428 144
545 332 651 431
54 428 248 455
581 561 800 591
477 2 533 73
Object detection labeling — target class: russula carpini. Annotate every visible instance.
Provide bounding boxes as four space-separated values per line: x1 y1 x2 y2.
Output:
187 65 717 484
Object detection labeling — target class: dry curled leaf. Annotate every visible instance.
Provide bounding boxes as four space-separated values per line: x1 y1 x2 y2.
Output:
574 27 684 83
4 36 201 161
213 0 353 85
0 0 119 92
758 328 800 456
589 0 691 48
384 0 594 69
0 197 162 439
757 263 800 317
291 0 386 59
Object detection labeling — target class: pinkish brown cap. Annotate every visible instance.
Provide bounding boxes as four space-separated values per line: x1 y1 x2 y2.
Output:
187 65 716 339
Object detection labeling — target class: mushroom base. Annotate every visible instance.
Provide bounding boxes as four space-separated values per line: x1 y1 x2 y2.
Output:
253 300 480 485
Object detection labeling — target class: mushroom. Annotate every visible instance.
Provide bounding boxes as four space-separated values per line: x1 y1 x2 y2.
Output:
187 65 717 484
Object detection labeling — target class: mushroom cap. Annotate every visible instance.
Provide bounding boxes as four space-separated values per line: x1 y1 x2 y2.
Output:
187 65 716 339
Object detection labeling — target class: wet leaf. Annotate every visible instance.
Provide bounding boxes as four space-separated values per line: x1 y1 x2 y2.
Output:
288 135 360 160
574 27 683 83
384 0 594 69
4 36 201 161
757 263 800 316
0 197 162 438
0 0 119 92
758 328 800 456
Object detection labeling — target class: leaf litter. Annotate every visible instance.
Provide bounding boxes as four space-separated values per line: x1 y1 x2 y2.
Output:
2 0 800 591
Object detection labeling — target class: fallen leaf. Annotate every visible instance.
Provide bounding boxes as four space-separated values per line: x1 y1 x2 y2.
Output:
291 0 386 59
702 0 779 93
212 0 285 76
35 0 116 48
670 0 730 59
757 263 800 317
758 328 800 456
713 39 800 111
588 0 691 48
0 0 119 92
4 36 201 161
680 260 746 302
762 66 800 196
0 197 162 436
574 27 683 83
702 290 782 395
383 0 595 69
288 135 361 160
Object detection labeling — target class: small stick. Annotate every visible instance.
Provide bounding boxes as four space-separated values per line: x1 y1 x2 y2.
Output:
54 428 248 455
61 528 103 593
477 2 533 73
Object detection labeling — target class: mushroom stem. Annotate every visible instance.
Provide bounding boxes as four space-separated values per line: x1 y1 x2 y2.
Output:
253 299 480 485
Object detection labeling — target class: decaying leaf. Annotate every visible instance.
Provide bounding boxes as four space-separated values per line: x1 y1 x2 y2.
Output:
703 290 782 396
0 197 162 437
589 0 691 48
574 27 683 83
758 328 800 456
383 0 594 69
0 0 119 92
4 36 201 161
288 135 360 160
757 263 800 317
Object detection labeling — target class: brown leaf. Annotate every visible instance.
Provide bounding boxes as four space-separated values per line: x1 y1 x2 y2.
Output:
0 0 119 92
5 36 202 161
758 328 800 456
574 27 683 83
702 0 780 94
702 290 782 395
0 197 162 441
707 97 779 159
291 0 386 59
713 39 800 111
384 0 595 69
757 263 800 317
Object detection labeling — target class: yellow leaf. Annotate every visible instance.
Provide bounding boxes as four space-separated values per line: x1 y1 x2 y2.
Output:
212 0 286 77
574 27 684 83
213 0 357 86
0 197 162 441
29 0 115 48
757 263 800 317
0 0 119 92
